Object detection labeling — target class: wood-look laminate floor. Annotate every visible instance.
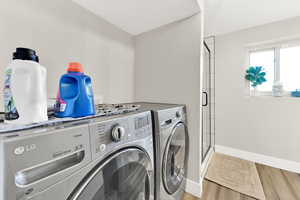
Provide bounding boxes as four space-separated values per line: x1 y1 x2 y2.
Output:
182 163 300 200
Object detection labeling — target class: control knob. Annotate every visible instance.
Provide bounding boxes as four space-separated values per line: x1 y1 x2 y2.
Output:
111 125 125 142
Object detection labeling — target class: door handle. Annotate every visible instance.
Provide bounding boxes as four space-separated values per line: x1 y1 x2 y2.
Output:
202 92 208 107
15 150 85 186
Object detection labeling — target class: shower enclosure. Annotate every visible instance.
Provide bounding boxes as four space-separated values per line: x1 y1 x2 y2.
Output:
202 39 215 162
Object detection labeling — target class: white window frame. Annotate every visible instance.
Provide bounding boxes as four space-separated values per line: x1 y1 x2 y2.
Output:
246 37 300 96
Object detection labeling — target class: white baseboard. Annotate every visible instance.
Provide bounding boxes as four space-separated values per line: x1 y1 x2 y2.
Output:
185 178 202 198
215 145 300 174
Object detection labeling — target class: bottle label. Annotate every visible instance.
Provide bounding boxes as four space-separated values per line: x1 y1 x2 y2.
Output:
55 92 67 113
4 69 19 120
59 102 67 112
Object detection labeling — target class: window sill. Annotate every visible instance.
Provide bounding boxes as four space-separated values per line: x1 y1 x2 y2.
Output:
246 91 300 99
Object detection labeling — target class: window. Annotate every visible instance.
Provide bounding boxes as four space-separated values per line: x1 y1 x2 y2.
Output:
249 42 300 93
280 46 300 91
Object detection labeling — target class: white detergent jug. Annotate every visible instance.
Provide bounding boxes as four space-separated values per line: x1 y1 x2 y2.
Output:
4 48 48 124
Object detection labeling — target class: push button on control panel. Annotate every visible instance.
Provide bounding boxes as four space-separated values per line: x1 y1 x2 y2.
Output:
99 144 106 152
176 111 181 118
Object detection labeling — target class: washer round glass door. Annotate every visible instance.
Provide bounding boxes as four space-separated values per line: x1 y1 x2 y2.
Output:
68 148 153 200
163 122 188 194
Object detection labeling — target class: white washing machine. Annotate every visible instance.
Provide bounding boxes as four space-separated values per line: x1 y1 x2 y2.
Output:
139 103 189 200
0 111 155 200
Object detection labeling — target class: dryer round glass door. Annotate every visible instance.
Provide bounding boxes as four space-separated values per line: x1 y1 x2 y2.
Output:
163 122 188 194
68 148 154 200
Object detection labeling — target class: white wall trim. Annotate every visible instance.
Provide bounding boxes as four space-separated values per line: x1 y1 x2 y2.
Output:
185 178 202 198
215 145 300 174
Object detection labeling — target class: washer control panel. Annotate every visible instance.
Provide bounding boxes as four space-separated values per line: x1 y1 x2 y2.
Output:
89 111 152 160
158 106 186 128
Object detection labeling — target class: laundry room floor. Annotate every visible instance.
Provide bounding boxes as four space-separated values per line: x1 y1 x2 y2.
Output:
183 163 300 200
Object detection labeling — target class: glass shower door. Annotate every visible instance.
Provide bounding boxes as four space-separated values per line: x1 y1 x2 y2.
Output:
202 41 213 162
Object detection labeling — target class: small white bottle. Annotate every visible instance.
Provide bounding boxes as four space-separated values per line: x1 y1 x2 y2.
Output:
4 48 48 124
272 82 283 97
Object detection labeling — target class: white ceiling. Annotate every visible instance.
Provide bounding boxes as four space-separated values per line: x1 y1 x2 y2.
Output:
73 0 200 35
205 0 300 36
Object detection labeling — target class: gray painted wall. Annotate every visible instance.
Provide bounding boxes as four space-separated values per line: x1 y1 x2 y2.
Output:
215 16 300 162
0 0 135 106
135 14 202 182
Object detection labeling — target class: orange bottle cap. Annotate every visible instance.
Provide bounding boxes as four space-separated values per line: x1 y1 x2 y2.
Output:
68 62 83 73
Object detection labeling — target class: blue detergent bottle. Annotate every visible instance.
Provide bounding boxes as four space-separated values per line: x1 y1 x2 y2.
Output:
55 62 96 118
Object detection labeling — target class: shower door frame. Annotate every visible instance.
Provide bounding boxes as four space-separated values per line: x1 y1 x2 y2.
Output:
201 40 215 163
